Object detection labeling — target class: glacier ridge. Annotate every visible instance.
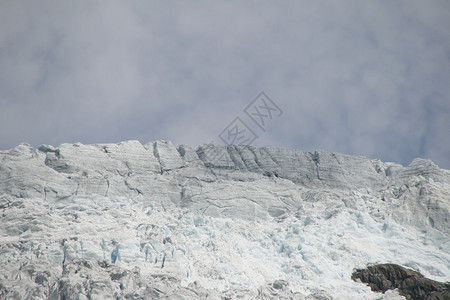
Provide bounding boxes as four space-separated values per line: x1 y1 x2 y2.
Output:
0 140 449 299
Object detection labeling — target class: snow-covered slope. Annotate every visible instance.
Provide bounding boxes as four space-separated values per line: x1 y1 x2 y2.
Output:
0 140 449 299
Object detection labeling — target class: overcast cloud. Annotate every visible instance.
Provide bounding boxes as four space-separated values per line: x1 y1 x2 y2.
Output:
1 0 449 169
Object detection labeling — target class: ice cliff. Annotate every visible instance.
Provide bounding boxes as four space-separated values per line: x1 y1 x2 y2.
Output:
0 140 449 299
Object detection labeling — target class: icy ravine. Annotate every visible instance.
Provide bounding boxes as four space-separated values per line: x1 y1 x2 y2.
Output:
0 140 449 299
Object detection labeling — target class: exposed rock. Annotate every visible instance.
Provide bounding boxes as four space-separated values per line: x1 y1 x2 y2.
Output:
352 264 450 299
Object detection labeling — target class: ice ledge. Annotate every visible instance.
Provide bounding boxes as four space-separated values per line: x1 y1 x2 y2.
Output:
0 140 448 201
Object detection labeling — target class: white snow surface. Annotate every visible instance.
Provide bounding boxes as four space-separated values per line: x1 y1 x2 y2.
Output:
0 140 449 299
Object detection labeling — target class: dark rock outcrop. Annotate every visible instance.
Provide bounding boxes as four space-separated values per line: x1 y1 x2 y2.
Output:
352 264 450 299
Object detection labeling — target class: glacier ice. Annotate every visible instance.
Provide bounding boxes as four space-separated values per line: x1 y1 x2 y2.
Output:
0 140 449 299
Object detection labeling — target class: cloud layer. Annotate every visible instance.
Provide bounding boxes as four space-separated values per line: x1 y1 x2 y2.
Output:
1 0 449 168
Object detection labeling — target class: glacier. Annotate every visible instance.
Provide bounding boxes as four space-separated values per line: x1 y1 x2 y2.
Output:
0 140 449 299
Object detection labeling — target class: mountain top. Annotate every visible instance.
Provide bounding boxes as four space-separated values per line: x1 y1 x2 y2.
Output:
0 140 449 299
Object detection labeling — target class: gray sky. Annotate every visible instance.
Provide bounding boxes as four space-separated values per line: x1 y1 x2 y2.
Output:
1 0 449 169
